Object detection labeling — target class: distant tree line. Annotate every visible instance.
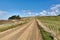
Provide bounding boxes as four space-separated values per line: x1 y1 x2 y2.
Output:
8 15 21 20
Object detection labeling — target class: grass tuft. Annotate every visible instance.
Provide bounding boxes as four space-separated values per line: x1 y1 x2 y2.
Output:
37 23 54 40
0 22 27 32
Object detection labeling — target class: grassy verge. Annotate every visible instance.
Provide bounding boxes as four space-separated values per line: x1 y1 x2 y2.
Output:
37 16 60 33
37 23 54 40
0 22 27 32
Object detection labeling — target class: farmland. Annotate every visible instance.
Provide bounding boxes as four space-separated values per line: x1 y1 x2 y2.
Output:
0 18 32 32
0 18 42 40
0 16 60 40
37 16 60 40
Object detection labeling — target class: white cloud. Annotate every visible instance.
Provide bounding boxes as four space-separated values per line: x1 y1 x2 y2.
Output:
21 4 60 16
0 11 8 15
22 10 32 14
39 4 60 16
28 12 32 15
39 10 48 16
21 10 26 13
51 4 60 10
48 11 57 16
56 9 59 12
21 10 33 16
35 13 39 16
50 4 60 15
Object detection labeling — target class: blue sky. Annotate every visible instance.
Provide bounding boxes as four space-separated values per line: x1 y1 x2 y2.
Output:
0 0 60 19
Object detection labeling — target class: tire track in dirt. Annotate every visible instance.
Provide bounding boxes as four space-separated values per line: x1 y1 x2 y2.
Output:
0 20 33 38
0 19 43 40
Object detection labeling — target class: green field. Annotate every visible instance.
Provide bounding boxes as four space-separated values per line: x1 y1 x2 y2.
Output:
0 18 32 32
0 21 27 32
37 16 60 33
37 23 53 40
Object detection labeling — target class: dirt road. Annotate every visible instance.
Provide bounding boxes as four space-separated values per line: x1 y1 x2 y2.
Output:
0 19 42 40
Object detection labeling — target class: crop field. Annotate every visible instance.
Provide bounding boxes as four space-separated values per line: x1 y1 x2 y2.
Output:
0 18 32 32
37 16 60 39
37 23 53 40
0 16 60 40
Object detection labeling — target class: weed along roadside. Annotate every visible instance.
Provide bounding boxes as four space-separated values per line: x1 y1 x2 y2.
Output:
37 22 54 40
0 17 32 32
37 16 60 40
0 21 27 32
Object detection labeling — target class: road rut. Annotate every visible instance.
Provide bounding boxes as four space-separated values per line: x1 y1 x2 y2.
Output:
0 19 42 40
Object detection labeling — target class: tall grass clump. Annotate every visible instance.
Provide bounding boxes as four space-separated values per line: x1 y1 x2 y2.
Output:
37 23 53 40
